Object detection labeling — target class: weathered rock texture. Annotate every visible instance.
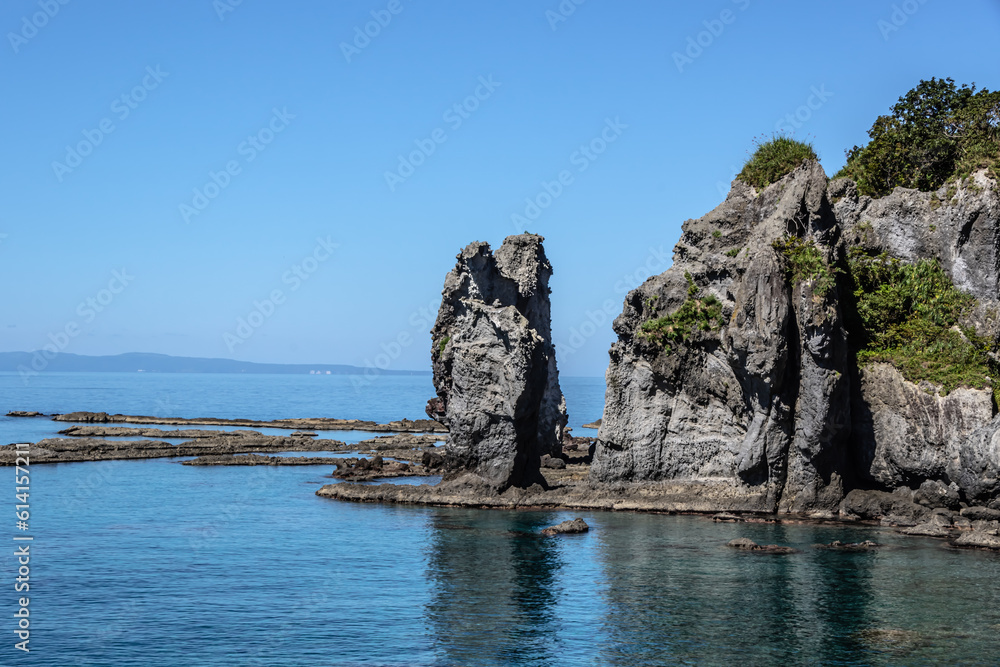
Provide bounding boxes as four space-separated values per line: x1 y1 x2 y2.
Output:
833 171 1000 506
427 234 567 491
593 162 1000 514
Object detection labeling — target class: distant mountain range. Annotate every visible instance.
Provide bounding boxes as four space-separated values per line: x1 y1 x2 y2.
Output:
0 352 429 375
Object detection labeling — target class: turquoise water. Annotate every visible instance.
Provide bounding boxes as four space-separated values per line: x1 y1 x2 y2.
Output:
2 373 1000 665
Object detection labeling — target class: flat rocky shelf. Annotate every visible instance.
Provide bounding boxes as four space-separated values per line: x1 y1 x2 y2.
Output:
317 474 1000 551
9 410 446 433
182 454 352 466
0 428 445 465
317 474 777 513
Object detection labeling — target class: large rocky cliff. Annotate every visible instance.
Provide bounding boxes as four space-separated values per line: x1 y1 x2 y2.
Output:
593 162 1000 514
427 234 568 491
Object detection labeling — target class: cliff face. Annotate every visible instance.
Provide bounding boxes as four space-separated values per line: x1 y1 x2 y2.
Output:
593 163 1000 513
832 170 1000 506
427 234 567 491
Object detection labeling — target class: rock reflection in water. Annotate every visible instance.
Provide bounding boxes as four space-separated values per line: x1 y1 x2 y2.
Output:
425 510 567 665
421 509 1000 665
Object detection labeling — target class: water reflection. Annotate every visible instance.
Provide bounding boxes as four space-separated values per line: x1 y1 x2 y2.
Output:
422 509 1000 666
591 516 884 666
425 510 565 666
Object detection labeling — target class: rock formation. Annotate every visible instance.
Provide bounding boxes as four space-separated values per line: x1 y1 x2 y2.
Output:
832 171 1000 506
427 234 567 491
593 162 1000 514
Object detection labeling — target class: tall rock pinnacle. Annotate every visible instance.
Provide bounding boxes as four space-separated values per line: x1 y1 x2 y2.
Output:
426 234 568 491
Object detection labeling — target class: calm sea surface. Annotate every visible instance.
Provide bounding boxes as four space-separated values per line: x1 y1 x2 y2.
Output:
1 372 999 666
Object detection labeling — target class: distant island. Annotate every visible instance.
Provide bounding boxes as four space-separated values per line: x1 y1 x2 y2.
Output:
0 352 430 376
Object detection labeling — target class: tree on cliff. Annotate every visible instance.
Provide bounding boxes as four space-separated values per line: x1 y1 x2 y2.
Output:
837 77 1000 197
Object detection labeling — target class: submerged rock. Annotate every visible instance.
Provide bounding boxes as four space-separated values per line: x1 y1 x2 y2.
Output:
428 234 568 491
815 540 880 551
856 627 923 651
726 538 797 554
541 518 589 535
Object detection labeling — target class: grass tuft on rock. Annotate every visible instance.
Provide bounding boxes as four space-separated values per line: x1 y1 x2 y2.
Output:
436 336 450 355
737 135 818 190
772 235 839 295
846 250 995 396
639 273 723 354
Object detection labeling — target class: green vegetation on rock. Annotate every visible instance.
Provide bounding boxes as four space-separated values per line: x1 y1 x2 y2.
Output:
846 251 995 396
737 135 818 190
639 273 723 353
836 78 1000 197
772 235 839 295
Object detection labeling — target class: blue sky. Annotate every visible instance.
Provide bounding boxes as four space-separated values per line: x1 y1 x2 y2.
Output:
2 0 999 377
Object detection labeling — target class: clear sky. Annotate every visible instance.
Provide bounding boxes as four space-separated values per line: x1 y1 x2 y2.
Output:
2 0 999 378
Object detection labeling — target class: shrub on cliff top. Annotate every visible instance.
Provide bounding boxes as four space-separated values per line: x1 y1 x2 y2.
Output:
737 135 818 190
836 78 1000 197
846 251 994 396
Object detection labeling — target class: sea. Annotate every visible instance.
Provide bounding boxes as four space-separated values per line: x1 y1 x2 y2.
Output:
1 371 999 666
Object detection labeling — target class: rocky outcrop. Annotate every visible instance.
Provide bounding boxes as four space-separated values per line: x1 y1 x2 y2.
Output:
832 170 1000 308
853 363 994 496
427 234 567 491
593 162 851 512
541 518 589 535
593 163 1000 515
318 165 1000 534
833 172 1000 506
954 530 1000 550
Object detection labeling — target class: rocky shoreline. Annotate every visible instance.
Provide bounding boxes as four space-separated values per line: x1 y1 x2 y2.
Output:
316 458 1000 551
4 410 998 550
